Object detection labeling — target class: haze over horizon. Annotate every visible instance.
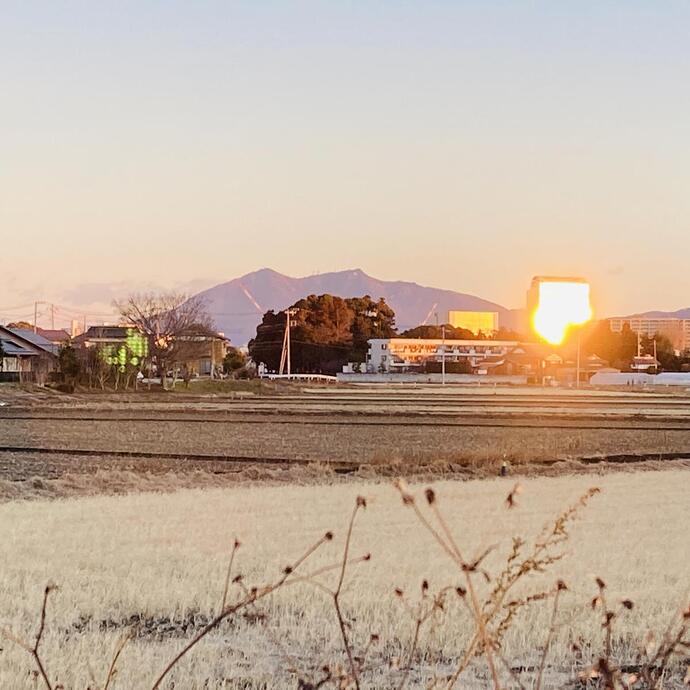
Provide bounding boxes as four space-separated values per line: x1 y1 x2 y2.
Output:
3 2 690 320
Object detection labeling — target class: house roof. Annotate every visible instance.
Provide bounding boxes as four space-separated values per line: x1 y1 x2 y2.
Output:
0 338 38 357
0 326 50 357
72 325 131 344
8 329 60 355
37 328 70 343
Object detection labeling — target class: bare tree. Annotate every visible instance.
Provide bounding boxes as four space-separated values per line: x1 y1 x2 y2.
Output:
114 293 215 390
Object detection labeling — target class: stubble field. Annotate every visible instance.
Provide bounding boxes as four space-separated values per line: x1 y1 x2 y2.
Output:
0 471 688 688
0 386 688 687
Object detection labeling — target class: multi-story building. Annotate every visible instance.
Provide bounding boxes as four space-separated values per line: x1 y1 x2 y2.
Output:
447 311 499 335
608 317 690 354
366 338 518 373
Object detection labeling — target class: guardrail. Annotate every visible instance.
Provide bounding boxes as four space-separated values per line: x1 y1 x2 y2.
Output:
260 373 338 383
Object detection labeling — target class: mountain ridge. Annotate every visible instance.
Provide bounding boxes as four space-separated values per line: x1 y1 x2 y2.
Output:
194 268 521 345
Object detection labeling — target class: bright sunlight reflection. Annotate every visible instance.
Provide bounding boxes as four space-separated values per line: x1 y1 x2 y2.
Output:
531 280 592 345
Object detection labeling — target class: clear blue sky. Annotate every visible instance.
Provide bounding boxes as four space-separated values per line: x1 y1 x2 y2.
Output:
2 1 689 318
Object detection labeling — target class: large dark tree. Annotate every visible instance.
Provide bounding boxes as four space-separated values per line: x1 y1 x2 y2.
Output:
249 294 396 375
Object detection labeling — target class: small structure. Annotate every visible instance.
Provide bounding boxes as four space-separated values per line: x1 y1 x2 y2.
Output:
630 355 659 372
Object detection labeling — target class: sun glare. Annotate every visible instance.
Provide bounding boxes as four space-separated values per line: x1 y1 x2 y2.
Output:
531 280 592 345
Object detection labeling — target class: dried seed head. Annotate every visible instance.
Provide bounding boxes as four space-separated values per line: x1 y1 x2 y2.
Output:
394 479 415 505
557 580 568 591
370 634 380 643
356 495 367 508
324 531 334 541
283 566 293 575
232 574 243 583
622 599 634 610
233 538 241 549
363 553 371 561
425 488 436 505
421 579 429 592
595 577 606 590
456 587 467 598
394 588 404 597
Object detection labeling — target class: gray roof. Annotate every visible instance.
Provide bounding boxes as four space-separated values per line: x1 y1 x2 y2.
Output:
8 329 59 355
0 338 38 357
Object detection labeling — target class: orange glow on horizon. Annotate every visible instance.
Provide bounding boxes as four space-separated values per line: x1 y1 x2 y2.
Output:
531 280 592 345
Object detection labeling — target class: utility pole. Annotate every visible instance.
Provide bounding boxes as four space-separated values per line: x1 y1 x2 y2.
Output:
279 308 298 377
34 302 38 333
575 328 582 388
51 304 55 330
435 312 446 385
441 323 446 386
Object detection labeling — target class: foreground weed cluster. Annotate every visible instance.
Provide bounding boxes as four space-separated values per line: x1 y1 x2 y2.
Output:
2 483 688 689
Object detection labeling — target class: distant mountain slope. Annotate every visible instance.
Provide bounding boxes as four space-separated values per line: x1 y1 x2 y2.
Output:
626 308 690 319
195 268 518 345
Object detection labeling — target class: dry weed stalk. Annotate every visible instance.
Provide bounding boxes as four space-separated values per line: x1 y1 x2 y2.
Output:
1 583 57 690
393 480 603 689
150 529 335 689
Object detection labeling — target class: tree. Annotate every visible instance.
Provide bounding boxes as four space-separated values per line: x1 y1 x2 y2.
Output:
115 293 215 390
640 334 680 371
223 347 247 375
348 296 396 362
401 324 475 340
6 321 34 330
248 294 397 375
583 321 638 370
58 345 82 388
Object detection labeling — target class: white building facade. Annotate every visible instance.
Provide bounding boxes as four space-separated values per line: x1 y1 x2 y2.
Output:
366 338 519 373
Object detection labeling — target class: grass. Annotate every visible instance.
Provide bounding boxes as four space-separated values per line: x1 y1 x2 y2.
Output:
0 470 687 688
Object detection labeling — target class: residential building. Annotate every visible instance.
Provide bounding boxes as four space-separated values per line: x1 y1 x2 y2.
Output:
608 317 690 354
73 324 230 377
72 325 131 348
447 311 499 335
0 326 57 383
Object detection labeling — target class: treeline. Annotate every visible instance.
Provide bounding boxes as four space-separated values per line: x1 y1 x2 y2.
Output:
582 321 690 372
248 295 395 374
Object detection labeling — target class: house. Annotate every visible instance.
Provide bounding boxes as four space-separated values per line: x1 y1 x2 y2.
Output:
0 326 57 383
72 324 230 378
175 327 230 377
72 325 131 349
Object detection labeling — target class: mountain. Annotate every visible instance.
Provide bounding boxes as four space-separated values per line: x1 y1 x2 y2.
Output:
194 268 519 345
626 308 690 319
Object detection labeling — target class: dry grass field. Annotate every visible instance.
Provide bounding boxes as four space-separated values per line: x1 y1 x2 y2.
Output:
0 470 687 688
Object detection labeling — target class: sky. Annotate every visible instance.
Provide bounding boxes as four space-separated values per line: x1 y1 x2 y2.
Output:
2 1 690 325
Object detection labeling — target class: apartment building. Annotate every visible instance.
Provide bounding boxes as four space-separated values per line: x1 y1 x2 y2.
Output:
608 317 690 354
